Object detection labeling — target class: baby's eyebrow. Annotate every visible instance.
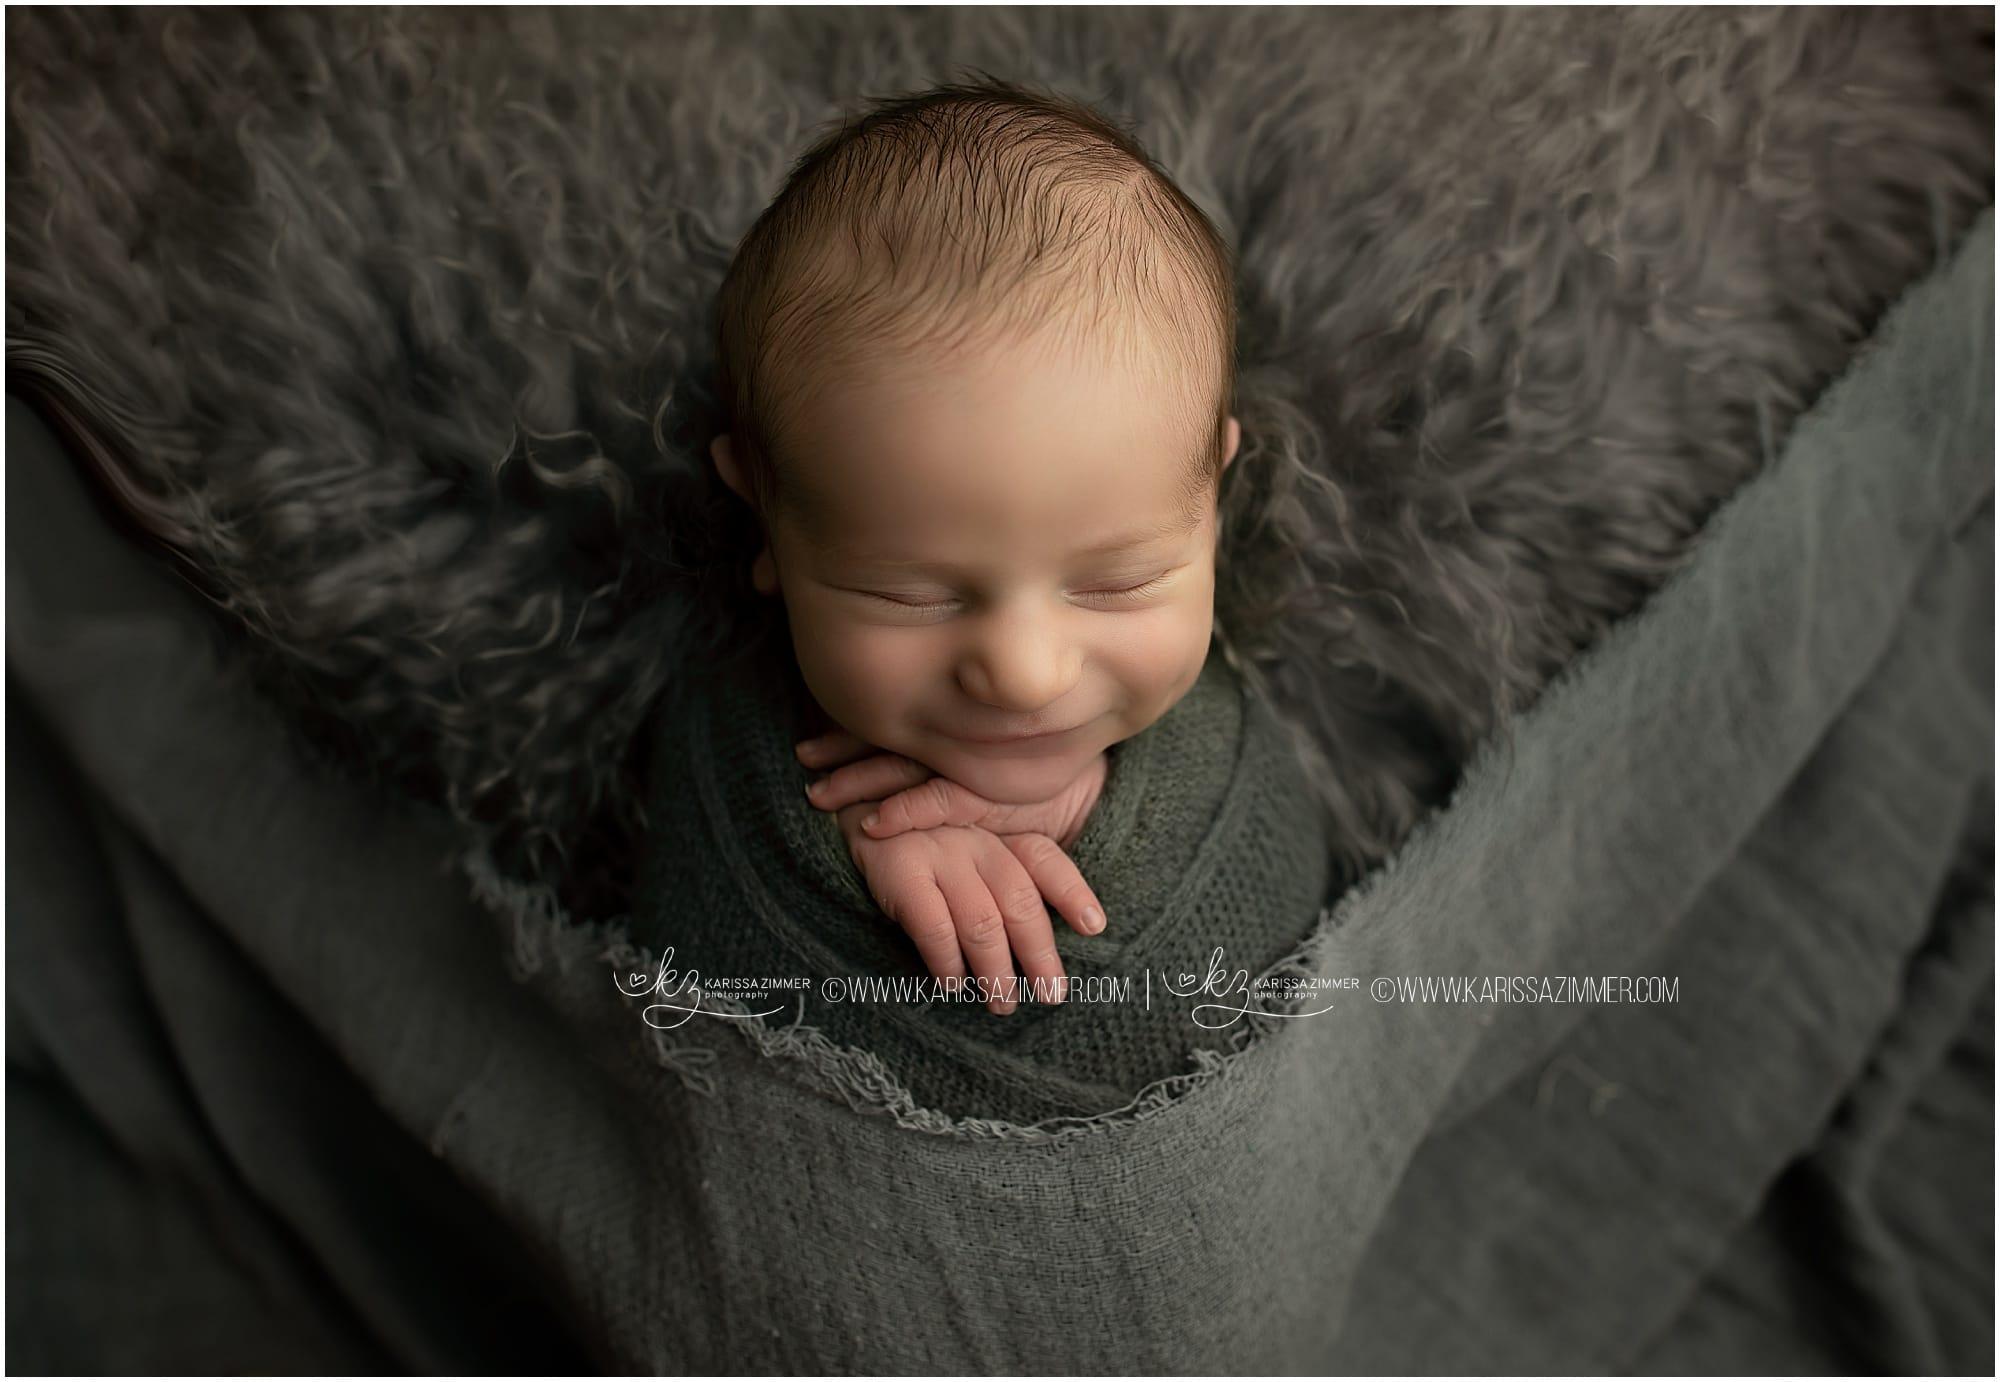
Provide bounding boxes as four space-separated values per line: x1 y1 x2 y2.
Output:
1074 507 1205 555
822 505 1202 571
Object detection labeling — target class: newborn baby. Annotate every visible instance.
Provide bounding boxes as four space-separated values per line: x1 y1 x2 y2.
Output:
703 77 1248 1017
696 135 1240 1012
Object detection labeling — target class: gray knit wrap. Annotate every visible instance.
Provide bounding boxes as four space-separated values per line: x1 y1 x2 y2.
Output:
632 617 1332 1124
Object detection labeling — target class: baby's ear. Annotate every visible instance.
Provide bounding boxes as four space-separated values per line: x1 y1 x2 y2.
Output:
711 433 782 596
710 433 751 503
1220 416 1241 474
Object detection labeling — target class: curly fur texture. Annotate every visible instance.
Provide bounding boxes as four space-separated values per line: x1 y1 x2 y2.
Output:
6 6 1991 921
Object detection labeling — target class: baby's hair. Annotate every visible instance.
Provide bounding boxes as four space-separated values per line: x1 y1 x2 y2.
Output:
712 70 1238 522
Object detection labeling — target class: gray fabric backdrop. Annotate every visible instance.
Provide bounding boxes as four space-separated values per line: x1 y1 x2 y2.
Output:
8 207 1990 1373
6 6 1994 1371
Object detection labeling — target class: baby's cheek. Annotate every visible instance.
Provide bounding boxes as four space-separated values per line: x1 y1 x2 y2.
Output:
1141 586 1215 671
796 619 926 727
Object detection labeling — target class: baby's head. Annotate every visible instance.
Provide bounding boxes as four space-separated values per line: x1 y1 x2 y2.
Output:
710 74 1238 805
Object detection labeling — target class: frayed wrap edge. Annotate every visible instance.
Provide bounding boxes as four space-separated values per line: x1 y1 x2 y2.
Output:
456 839 1321 1145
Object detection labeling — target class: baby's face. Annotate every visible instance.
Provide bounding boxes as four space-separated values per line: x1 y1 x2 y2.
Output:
716 330 1238 805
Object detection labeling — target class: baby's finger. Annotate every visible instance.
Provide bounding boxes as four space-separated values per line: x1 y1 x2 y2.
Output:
933 853 1021 1016
861 775 993 837
807 753 933 812
795 730 873 770
973 838 1068 1006
877 872 972 991
1002 834 1108 938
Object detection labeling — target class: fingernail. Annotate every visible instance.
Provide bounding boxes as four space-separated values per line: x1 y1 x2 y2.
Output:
861 812 879 831
990 998 1015 1016
805 777 825 797
1083 906 1105 933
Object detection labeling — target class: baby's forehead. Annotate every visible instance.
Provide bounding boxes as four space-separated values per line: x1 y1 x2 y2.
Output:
766 323 1208 505
776 438 1207 555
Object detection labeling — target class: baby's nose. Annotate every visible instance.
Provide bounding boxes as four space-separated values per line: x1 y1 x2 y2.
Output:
957 617 1079 712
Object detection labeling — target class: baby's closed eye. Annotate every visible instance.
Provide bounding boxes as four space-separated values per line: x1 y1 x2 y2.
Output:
830 564 1186 615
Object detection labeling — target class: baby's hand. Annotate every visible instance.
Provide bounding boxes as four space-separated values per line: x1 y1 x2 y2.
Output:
828 804 1099 1015
798 732 1110 852
797 733 1110 1015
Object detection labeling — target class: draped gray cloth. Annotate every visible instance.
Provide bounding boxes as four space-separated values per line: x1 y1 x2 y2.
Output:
8 181 1990 1372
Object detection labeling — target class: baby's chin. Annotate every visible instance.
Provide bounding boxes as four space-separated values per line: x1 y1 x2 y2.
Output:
918 738 1102 807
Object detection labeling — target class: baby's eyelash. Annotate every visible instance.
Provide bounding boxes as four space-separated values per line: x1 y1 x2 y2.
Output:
863 590 956 610
854 571 1175 612
1075 573 1175 602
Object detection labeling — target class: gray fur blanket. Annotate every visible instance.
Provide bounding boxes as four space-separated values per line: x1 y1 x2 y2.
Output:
5 5 1992 924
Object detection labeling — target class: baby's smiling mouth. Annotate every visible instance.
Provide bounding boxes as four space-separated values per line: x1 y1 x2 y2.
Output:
957 725 1071 744
943 715 1093 747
